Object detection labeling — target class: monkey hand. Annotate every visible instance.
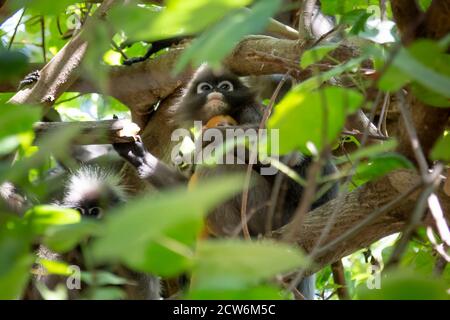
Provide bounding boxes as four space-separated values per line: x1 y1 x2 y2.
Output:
113 136 146 168
18 70 40 90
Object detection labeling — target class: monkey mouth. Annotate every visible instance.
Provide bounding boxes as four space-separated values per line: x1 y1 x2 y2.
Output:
204 99 228 118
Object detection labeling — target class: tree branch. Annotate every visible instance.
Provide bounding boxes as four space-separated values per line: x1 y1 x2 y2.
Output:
273 169 450 274
7 0 120 112
33 119 139 145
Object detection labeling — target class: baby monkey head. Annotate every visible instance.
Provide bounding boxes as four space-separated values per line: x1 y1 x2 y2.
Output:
60 165 126 219
176 64 256 124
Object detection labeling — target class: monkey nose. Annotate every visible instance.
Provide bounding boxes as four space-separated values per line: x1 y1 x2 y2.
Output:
207 92 224 101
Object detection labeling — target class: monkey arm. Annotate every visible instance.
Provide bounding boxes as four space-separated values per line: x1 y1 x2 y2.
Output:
113 138 188 189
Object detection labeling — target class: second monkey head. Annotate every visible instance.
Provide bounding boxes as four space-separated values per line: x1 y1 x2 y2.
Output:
174 64 258 125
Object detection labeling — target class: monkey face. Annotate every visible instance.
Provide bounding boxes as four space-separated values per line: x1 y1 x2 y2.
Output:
176 66 256 124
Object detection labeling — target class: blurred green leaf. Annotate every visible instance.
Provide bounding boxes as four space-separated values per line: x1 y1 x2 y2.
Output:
37 258 73 276
0 104 41 140
191 239 308 291
430 133 450 162
24 205 81 236
300 43 339 69
379 40 450 103
268 86 363 155
0 49 29 81
357 270 449 300
0 223 34 299
295 55 367 92
352 153 413 187
15 0 79 15
91 176 244 276
110 0 252 42
335 139 398 165
43 219 100 253
176 0 281 72
321 0 378 15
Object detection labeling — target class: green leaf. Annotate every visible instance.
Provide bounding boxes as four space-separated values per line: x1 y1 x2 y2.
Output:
37 259 73 276
335 139 398 165
175 0 281 72
357 270 449 300
110 0 252 42
0 104 41 140
321 0 378 15
268 86 363 155
300 43 339 69
295 55 368 92
0 49 28 81
352 153 413 187
191 239 308 291
16 0 79 15
0 223 34 299
90 176 244 276
430 133 450 162
24 205 81 236
379 40 450 102
43 219 100 253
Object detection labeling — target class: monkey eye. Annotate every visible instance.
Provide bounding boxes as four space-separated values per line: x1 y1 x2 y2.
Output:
88 207 103 218
218 80 233 92
196 82 213 94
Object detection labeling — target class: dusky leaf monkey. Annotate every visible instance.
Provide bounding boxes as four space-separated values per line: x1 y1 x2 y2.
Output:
113 64 338 299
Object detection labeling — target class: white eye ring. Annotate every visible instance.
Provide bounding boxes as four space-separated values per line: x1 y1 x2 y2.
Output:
88 207 103 218
196 82 213 94
218 80 233 92
73 207 85 215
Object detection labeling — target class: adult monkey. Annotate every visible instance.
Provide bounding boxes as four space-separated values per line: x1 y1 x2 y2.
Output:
114 65 338 300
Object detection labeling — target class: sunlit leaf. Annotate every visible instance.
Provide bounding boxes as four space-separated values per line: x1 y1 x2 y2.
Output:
91 176 244 276
352 153 413 188
110 0 252 42
357 270 449 300
268 86 363 155
0 224 34 299
24 205 81 236
0 104 41 140
43 219 100 253
300 43 339 69
191 239 308 291
430 133 450 162
175 0 281 72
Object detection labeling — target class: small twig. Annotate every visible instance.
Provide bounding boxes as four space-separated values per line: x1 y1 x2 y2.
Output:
331 260 349 300
240 71 292 239
314 181 422 258
342 129 390 141
377 92 390 137
7 9 25 50
386 164 443 268
111 40 128 60
396 91 429 177
55 93 84 105
40 16 47 63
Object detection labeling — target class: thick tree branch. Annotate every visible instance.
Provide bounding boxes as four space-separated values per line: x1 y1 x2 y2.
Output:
273 169 450 275
33 119 139 145
7 0 119 112
392 0 450 164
